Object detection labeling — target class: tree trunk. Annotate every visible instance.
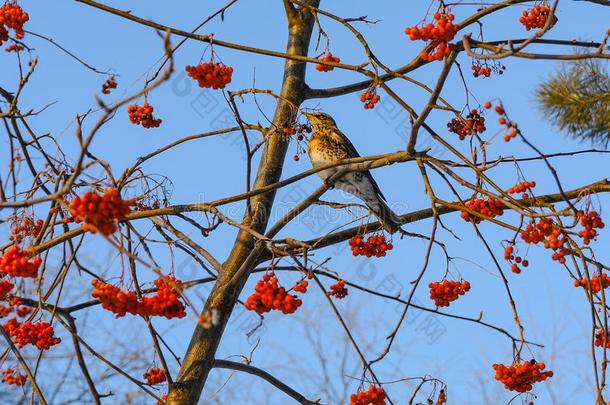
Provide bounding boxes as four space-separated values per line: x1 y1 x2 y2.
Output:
167 3 319 404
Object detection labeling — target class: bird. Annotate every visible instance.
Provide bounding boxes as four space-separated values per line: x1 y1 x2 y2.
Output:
303 111 401 234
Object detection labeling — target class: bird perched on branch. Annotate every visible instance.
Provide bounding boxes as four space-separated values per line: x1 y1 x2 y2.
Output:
304 111 401 234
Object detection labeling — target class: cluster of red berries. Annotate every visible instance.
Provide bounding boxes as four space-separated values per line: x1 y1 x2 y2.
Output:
0 280 13 300
574 274 610 293
327 279 348 299
484 102 519 142
577 210 604 245
507 181 536 200
0 282 29 319
350 385 386 405
185 62 233 89
282 123 311 139
471 64 491 78
144 367 166 385
349 234 393 258
2 368 26 386
447 109 486 140
503 244 529 274
9 216 43 243
3 318 61 350
91 276 186 319
69 188 134 236
521 218 569 264
91 280 139 316
145 277 187 319
4 43 22 52
128 103 162 128
405 12 458 61
360 90 381 109
460 197 505 223
0 305 10 317
315 52 340 72
293 280 308 293
101 76 117 94
429 280 470 307
244 272 303 314
471 62 505 78
0 246 42 278
0 2 28 46
595 329 610 349
520 218 553 245
493 360 553 393
519 4 556 31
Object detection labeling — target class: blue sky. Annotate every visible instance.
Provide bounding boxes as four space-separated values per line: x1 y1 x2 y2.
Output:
1 1 609 404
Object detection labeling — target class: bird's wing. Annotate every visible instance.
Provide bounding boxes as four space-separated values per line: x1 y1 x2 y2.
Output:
335 128 388 202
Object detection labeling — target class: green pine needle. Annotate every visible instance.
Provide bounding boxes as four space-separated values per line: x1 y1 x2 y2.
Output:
536 59 610 146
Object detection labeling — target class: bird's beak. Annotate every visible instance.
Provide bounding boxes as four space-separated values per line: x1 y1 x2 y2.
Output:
303 111 314 120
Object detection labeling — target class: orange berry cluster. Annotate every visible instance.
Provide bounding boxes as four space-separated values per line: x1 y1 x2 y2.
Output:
0 246 42 278
327 279 348 299
519 4 555 31
447 109 486 140
144 367 166 385
91 280 139 316
0 280 13 300
595 329 610 349
2 368 26 385
471 62 505 78
577 210 604 245
3 318 61 350
69 188 133 236
429 280 470 307
244 272 303 314
315 52 340 72
574 274 610 293
349 234 393 258
484 102 519 142
185 62 233 89
360 90 381 109
293 280 308 293
128 103 162 128
91 276 186 319
9 216 43 244
493 360 553 393
282 123 311 140
520 218 553 244
507 181 536 200
520 218 569 264
2 368 26 386
460 197 505 223
0 305 10 317
350 385 386 405
101 76 117 94
0 290 28 320
405 12 458 62
471 64 491 78
3 43 21 52
0 2 28 46
146 276 187 319
503 244 529 274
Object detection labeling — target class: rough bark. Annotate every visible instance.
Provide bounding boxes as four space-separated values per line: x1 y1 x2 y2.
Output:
167 3 320 404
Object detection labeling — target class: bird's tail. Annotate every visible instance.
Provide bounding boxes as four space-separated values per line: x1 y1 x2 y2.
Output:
366 199 401 234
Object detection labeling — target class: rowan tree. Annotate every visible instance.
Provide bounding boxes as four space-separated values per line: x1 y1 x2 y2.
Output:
0 1 609 404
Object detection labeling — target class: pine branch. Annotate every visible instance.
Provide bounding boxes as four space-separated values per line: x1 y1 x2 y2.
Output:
536 59 610 146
